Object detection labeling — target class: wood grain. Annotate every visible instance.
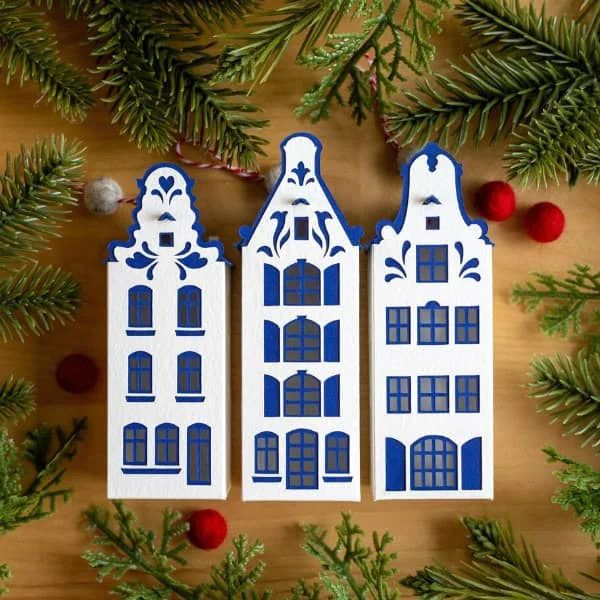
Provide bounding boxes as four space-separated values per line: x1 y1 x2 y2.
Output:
3 2 600 597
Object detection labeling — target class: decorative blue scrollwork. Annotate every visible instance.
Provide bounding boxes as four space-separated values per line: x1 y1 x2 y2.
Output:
384 241 411 283
287 161 315 186
455 242 481 281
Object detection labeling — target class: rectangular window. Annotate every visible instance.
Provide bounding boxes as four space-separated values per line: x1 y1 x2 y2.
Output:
386 307 410 344
456 375 480 412
294 217 309 240
255 433 278 474
416 245 448 282
455 306 479 344
387 376 411 413
159 232 174 247
418 303 448 345
425 216 440 230
418 376 449 413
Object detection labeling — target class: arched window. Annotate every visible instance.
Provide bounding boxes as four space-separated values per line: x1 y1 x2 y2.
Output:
255 432 278 474
283 317 320 362
286 429 318 490
187 423 210 484
325 432 349 474
411 436 457 490
417 301 448 345
128 285 152 330
128 351 152 397
155 423 179 466
123 423 147 465
284 372 320 416
177 285 202 332
177 351 202 399
284 261 321 306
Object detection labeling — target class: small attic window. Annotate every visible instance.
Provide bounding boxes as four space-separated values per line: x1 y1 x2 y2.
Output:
294 217 309 240
159 232 174 247
426 216 440 230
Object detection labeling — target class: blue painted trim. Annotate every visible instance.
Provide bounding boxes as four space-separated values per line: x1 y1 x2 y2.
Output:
127 329 156 336
175 395 205 403
159 211 176 221
122 468 181 474
252 476 282 483
126 395 155 403
175 329 205 336
369 143 493 247
385 438 406 491
323 476 353 483
106 162 232 265
237 133 363 249
423 195 441 205
461 437 483 490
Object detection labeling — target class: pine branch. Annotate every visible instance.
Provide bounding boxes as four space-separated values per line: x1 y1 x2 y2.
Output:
0 377 34 425
506 82 600 187
0 1 93 120
579 143 600 185
0 264 81 342
294 513 399 600
545 447 600 548
0 135 85 269
512 265 600 339
0 563 9 596
529 353 600 448
579 0 600 33
402 517 599 599
0 418 86 533
82 501 268 600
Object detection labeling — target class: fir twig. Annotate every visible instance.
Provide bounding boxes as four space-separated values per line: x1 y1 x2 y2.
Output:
579 0 600 33
0 377 34 425
512 265 600 340
82 501 269 600
579 144 600 185
0 135 85 269
0 1 93 120
529 353 600 448
402 517 599 599
0 563 9 596
0 264 81 342
545 447 600 549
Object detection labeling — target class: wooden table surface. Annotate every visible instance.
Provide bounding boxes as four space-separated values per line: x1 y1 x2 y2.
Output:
3 3 600 597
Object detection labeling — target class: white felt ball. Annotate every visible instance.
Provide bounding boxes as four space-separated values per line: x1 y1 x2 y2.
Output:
263 162 282 192
84 177 123 215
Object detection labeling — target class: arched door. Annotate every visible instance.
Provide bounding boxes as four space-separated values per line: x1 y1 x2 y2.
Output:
286 429 318 489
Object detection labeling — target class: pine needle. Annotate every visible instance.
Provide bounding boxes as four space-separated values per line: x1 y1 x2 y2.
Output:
0 378 34 425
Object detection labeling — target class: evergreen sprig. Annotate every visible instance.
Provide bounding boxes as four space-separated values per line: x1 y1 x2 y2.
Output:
0 418 87 534
545 447 600 549
387 0 600 187
0 378 34 425
291 513 399 600
529 353 600 448
512 265 600 343
0 1 93 121
402 517 599 599
82 501 269 600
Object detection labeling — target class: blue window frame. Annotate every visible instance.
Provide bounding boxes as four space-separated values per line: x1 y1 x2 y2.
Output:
418 376 449 413
455 306 479 344
425 216 440 230
128 351 152 399
177 351 202 401
411 436 457 490
177 285 202 332
416 245 448 282
295 217 309 240
325 432 349 474
123 423 147 465
456 375 480 412
284 371 320 417
286 429 318 489
128 285 152 329
255 432 278 474
386 307 410 344
417 302 448 345
284 317 320 362
187 423 210 485
159 232 174 247
284 261 320 305
155 423 179 465
387 376 411 413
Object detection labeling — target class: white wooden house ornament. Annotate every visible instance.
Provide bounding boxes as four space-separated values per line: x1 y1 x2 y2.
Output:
106 163 230 499
240 133 362 501
369 144 494 500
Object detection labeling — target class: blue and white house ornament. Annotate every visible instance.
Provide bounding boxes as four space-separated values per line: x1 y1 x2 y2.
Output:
369 143 494 500
239 132 362 501
106 163 231 499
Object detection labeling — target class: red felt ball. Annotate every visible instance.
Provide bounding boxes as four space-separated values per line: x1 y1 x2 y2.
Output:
56 354 99 394
475 180 516 221
524 201 565 243
188 509 228 550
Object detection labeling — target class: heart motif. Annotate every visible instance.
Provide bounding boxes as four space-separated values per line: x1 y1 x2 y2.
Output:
158 175 175 193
